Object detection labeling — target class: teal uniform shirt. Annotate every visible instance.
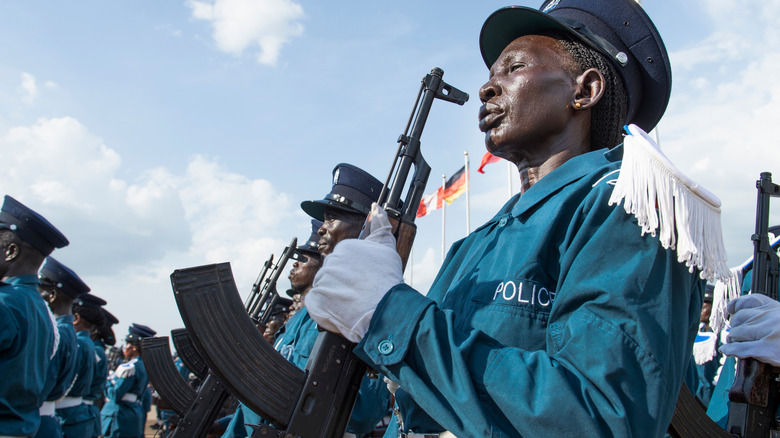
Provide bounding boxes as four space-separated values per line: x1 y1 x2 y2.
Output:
58 330 96 438
86 339 108 438
356 146 705 437
35 315 78 438
101 356 148 438
222 307 390 437
0 274 56 437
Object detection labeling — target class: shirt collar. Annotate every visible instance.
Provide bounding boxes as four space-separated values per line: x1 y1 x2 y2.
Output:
4 274 42 287
477 145 622 230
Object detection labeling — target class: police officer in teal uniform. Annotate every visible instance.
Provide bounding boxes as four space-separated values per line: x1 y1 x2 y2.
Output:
0 195 69 437
706 228 780 428
101 323 155 438
222 165 390 437
305 1 728 436
73 294 110 438
35 257 89 438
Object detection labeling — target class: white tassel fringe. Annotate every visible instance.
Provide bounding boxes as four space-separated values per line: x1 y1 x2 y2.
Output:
608 124 731 283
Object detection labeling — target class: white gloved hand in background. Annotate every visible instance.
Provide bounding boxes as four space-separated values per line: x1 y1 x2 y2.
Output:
719 293 780 367
305 203 404 342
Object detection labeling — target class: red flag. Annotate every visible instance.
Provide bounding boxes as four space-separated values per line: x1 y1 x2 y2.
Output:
477 152 501 174
416 189 442 218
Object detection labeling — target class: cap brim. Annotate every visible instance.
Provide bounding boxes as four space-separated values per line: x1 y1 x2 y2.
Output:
300 199 363 221
481 7 581 68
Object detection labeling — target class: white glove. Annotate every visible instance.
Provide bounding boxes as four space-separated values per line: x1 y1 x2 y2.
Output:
719 294 780 367
305 203 404 342
383 376 399 396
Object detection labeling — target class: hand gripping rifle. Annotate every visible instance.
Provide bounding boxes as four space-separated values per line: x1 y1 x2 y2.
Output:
170 68 467 438
165 240 298 438
726 172 780 437
667 173 780 438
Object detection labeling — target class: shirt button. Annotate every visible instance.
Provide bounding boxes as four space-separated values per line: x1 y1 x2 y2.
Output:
498 217 508 227
378 340 394 355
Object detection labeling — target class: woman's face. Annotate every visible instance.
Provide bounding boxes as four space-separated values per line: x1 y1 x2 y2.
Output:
478 34 580 162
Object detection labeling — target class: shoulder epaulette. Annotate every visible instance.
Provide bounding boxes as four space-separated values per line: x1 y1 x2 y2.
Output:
608 124 730 283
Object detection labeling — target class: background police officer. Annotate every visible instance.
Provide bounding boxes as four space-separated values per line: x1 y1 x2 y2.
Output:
36 257 90 438
0 195 69 437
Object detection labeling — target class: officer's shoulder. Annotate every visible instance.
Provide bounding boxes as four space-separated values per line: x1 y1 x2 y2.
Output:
115 361 137 378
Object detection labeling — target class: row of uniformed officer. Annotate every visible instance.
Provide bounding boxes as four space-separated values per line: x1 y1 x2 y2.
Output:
0 195 68 437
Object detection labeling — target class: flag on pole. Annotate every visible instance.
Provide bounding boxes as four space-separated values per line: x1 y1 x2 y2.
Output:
477 152 502 173
416 190 441 218
416 166 468 218
442 166 467 204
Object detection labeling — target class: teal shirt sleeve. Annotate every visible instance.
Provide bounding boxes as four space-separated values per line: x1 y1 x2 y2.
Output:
345 373 391 434
355 172 703 437
0 305 17 351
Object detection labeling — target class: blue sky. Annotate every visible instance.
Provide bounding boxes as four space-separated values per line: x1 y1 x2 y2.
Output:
0 0 777 342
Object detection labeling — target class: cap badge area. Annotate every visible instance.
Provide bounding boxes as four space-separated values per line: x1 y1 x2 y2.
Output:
333 169 340 185
543 0 561 13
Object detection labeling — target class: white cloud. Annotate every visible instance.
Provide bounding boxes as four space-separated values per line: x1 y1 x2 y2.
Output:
187 0 304 66
20 72 38 104
661 0 780 264
0 115 297 338
404 247 439 295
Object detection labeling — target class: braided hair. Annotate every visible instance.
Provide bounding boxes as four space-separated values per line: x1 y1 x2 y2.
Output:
543 31 629 150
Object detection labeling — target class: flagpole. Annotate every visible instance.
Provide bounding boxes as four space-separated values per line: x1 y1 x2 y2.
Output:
441 174 446 263
464 151 471 234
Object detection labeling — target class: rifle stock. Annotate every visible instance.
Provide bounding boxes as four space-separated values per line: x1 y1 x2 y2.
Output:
727 172 780 437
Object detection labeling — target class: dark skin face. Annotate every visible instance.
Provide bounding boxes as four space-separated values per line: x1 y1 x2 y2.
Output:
478 34 605 192
288 252 322 294
700 301 713 331
263 319 283 343
317 207 365 256
0 231 45 281
39 285 73 317
123 341 140 360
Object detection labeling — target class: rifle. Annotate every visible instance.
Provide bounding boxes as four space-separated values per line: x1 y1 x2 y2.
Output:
727 172 780 437
140 336 196 416
169 239 299 438
248 238 297 326
106 346 124 372
171 328 209 381
171 67 467 438
244 253 275 321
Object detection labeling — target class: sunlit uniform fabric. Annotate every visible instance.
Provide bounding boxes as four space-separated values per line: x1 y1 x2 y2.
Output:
221 307 390 437
35 314 78 438
0 274 55 437
85 338 108 438
357 146 705 437
57 330 96 438
101 357 147 438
